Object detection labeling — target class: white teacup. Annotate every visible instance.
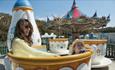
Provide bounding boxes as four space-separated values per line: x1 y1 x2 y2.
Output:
91 44 105 65
49 38 69 55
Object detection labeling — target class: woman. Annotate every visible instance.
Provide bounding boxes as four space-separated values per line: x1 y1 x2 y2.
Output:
12 19 58 57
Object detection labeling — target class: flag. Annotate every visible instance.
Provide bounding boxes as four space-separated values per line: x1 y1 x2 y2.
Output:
92 11 97 18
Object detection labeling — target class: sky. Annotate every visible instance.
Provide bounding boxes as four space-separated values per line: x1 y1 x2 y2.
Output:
0 0 115 27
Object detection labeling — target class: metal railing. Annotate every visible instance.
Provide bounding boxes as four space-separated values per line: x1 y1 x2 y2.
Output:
106 43 115 58
0 46 8 55
0 41 8 57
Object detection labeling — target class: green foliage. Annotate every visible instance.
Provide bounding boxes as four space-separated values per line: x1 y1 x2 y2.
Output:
0 12 110 41
0 13 12 41
98 27 115 33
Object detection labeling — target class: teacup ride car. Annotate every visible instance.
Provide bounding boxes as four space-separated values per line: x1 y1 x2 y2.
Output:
49 38 69 55
7 38 93 70
82 39 107 65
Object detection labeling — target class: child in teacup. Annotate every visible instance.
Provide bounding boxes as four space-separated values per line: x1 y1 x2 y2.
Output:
69 39 87 54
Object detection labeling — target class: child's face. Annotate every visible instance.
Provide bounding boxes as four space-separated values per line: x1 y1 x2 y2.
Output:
74 47 80 54
74 42 84 54
76 42 83 49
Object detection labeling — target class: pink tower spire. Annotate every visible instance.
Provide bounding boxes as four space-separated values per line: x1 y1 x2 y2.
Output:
72 0 80 19
63 0 81 19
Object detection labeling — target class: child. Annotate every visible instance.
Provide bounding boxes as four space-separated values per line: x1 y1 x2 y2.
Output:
69 39 87 54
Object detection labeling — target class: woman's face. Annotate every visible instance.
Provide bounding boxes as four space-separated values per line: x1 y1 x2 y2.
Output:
20 21 31 36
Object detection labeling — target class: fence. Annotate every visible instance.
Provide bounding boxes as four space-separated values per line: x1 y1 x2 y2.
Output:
0 41 8 57
106 43 115 58
0 46 8 56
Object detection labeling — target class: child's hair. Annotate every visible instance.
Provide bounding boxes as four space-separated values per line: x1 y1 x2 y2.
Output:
73 41 84 49
69 39 85 54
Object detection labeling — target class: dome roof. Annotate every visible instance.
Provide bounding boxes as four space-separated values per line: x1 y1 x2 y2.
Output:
13 0 32 9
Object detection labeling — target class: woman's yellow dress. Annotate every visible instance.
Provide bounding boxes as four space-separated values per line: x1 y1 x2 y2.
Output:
12 38 59 57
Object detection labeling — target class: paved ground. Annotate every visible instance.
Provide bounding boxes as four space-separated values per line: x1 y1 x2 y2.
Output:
109 59 115 70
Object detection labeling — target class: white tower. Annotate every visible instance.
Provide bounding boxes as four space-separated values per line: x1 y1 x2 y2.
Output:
7 0 41 51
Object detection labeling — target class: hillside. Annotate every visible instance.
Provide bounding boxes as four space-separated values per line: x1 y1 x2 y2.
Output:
0 12 113 41
0 13 12 41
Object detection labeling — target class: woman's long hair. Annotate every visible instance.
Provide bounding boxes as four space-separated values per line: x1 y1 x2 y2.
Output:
14 19 33 46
